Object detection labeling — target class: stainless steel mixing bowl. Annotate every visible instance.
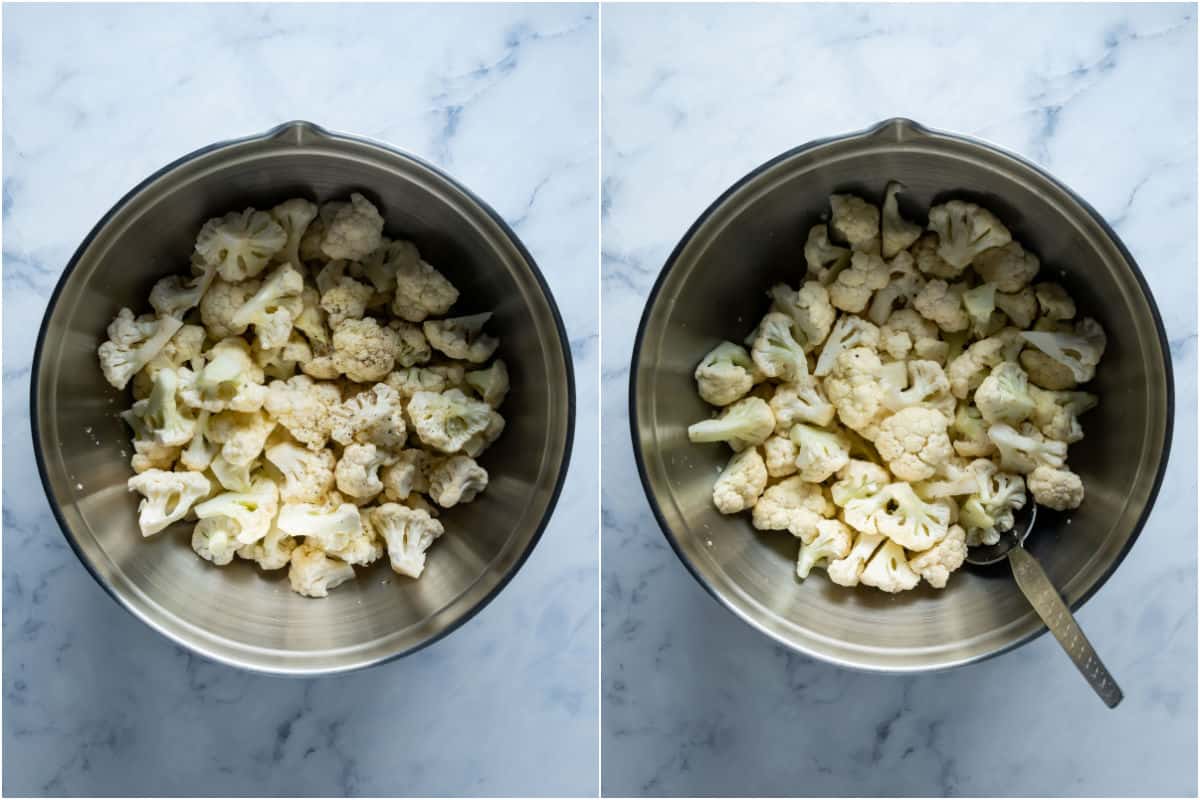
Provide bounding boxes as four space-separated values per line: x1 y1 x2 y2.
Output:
33 121 575 675
630 118 1173 671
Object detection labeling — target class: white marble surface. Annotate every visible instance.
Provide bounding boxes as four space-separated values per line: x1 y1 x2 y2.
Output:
3 4 597 796
602 4 1196 796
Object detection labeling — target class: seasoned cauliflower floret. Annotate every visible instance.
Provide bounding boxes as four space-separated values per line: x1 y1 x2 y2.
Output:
751 476 833 539
408 389 493 454
387 365 464 401
711 448 768 514
910 231 961 279
264 375 342 449
330 382 407 449
390 244 461 323
874 482 953 551
331 317 401 382
874 407 952 482
926 200 1012 269
995 287 1038 328
370 503 445 578
320 192 384 261
423 313 499 364
98 308 185 390
465 360 510 408
317 261 374 329
335 443 396 501
192 517 241 566
148 264 217 318
288 544 356 598
428 454 489 508
194 208 287 282
463 410 505 458
881 181 922 258
829 252 889 313
908 524 967 589
193 479 279 546
277 501 363 552
1027 464 1085 511
126 469 212 536
380 449 430 501
829 194 880 253
270 198 319 269
180 338 268 413
803 224 851 284
206 409 275 467
973 241 1039 292
751 311 809 382
1034 282 1076 321
913 279 968 332
687 396 775 452
823 348 885 433
264 441 336 503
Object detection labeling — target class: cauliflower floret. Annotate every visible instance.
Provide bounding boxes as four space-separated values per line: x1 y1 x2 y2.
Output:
1027 465 1085 511
180 410 218 471
387 365 465 401
866 251 925 326
408 389 493 453
907 524 967 588
329 382 406 449
423 313 499 365
972 241 1039 292
926 200 1012 269
874 407 952 482
335 443 396 500
796 519 854 579
192 517 241 566
711 448 768 514
264 374 342 449
823 348 885 433
829 252 889 313
910 231 961 279
995 287 1038 328
270 198 319 269
223 264 303 349
326 518 385 567
751 311 809 382
951 402 995 458
1019 350 1076 391
762 435 799 478
330 317 401 382
1019 317 1106 385
126 368 196 447
194 479 279 545
883 360 954 419
803 224 851 284
380 449 430 501
360 239 405 293
826 531 886 587
960 460 1027 545
206 409 275 467
961 283 998 337
428 454 489 508
946 337 1008 399
147 324 207 374
881 181 922 258
277 501 363 552
98 308 185 390
391 248 461 323
209 452 256 492
264 441 336 503
387 320 431 368
462 410 506 458
814 315 880 377
316 261 374 329
466 360 510 408
199 277 260 339
194 208 287 282
253 332 314 381
126 469 212 536
768 282 835 351
148 263 218 318
770 380 835 429
829 193 880 253
789 423 851 482
319 192 384 261
288 544 356 598
912 279 968 332
370 503 445 578
180 338 268 413
873 482 953 551
687 396 775 452
1027 386 1097 444
830 459 891 514
987 423 1067 474
293 286 332 353
975 362 1034 426
750 476 833 539
237 522 297 571
860 538 921 593
1034 282 1076 321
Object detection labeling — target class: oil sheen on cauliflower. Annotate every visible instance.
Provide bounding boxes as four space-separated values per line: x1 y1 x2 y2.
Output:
99 194 508 598
687 186 1104 594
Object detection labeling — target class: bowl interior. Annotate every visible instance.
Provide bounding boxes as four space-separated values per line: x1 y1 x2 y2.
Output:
34 124 573 673
632 121 1171 670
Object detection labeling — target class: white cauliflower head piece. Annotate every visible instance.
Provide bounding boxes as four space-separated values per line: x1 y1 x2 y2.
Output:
423 313 499 364
789 423 852 482
331 317 401 382
288 544 356 598
751 311 810 382
711 448 768 514
264 374 341 449
193 478 279 546
881 181 922 258
926 200 1012 269
750 476 833 539
974 362 1035 426
264 440 336 503
687 396 775 452
335 443 396 500
428 454 489 508
1027 464 1085 511
391 245 460 323
987 422 1068 474
319 192 384 261
795 519 853 579
973 241 1039 292
277 501 363 552
98 308 184 390
126 469 212 536
465 360 510 408
874 408 952 482
408 389 493 454
803 224 851 284
330 382 407 449
194 208 287 282
270 198 319 269
829 252 889 313
814 315 880 377
859 538 921 593
873 482 953 551
229 263 305 349
829 193 880 253
908 524 967 589
370 503 445 578
768 282 835 352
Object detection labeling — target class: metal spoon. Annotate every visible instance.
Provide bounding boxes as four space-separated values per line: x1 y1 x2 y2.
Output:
966 500 1123 708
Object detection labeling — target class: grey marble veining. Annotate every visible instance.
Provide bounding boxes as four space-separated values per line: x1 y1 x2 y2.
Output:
3 4 598 796
601 4 1196 796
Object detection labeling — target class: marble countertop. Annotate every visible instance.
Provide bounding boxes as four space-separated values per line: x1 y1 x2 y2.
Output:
601 4 1196 796
2 4 598 796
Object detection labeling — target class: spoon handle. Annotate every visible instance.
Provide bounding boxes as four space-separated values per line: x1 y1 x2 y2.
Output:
1009 546 1124 708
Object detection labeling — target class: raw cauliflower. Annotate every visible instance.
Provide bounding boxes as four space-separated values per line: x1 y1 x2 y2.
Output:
926 200 1011 269
829 194 880 253
874 407 952 481
711 448 768 514
319 193 384 261
428 455 489 508
751 476 833 539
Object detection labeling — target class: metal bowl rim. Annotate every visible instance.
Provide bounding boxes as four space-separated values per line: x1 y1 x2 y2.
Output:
30 120 577 677
627 116 1175 674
